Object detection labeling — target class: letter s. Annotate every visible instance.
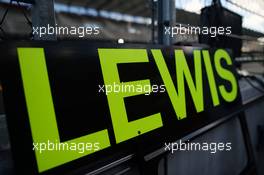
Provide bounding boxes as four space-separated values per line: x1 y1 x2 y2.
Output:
214 49 238 102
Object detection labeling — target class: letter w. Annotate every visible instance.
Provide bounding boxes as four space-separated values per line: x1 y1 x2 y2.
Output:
151 49 204 120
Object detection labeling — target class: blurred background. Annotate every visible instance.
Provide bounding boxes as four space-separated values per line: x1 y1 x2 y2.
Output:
0 0 263 72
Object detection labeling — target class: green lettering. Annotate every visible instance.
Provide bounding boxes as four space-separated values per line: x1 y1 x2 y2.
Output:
151 49 204 120
18 48 110 172
202 50 220 106
214 49 238 102
98 49 163 143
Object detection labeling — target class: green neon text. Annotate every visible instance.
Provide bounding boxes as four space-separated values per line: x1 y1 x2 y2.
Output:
17 48 238 172
17 48 110 172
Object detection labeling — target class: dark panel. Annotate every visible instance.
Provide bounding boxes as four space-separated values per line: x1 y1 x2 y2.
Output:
0 41 242 174
199 5 242 58
164 117 247 175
